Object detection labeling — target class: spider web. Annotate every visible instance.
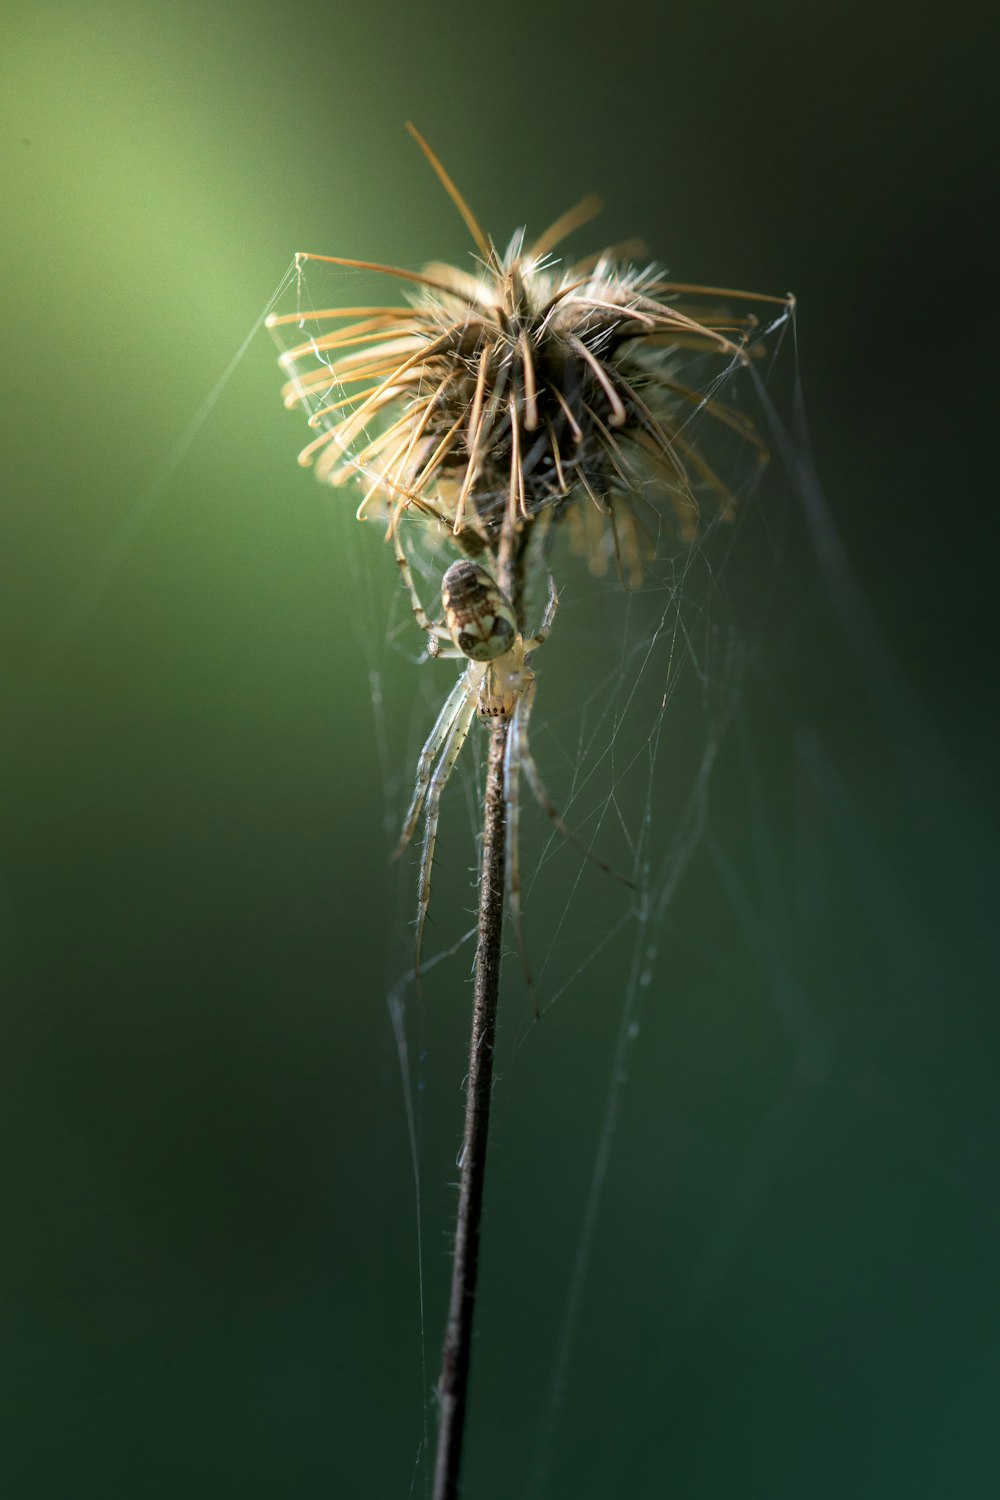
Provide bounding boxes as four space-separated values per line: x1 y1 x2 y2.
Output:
40 240 981 1496
268 257 834 1495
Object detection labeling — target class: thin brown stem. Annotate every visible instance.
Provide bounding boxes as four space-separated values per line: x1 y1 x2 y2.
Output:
432 717 509 1500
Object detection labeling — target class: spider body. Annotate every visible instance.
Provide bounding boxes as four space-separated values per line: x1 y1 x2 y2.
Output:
441 560 517 665
393 544 628 994
441 560 524 718
395 554 558 985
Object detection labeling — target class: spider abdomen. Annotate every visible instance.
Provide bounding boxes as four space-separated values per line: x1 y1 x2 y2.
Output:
441 560 517 663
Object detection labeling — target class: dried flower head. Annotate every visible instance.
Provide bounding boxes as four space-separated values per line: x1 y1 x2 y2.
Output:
269 124 791 583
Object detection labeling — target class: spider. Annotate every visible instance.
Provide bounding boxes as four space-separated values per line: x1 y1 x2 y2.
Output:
393 539 623 992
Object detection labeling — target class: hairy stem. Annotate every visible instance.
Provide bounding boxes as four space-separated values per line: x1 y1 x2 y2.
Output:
432 716 509 1500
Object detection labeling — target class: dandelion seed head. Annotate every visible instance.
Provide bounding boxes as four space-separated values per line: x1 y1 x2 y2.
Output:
271 127 789 585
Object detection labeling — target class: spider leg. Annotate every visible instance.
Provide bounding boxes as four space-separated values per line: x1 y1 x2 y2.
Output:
503 697 538 1014
517 675 634 890
523 575 558 652
394 670 472 860
415 691 479 980
393 527 453 648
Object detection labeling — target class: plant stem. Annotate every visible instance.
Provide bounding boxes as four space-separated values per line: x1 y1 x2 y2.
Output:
431 525 530 1498
432 716 509 1500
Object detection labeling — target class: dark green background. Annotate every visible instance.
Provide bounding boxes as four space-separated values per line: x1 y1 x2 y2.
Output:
3 2 998 1495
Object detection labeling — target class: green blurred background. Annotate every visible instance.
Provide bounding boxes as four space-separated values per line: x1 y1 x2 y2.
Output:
3 1 998 1495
